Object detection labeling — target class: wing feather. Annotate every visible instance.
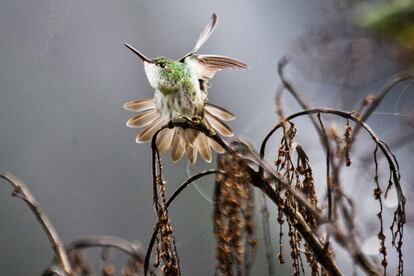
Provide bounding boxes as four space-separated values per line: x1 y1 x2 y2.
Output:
184 54 248 81
180 13 218 60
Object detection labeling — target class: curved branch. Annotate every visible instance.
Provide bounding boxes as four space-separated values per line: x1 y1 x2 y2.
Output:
149 119 390 275
277 59 411 180
241 148 325 223
0 171 72 275
248 165 343 275
277 58 330 160
42 236 161 276
259 108 406 275
148 121 341 274
354 72 414 141
260 108 403 209
317 113 333 248
144 169 223 275
150 121 228 209
152 122 323 222
278 57 321 134
167 170 224 208
66 235 144 260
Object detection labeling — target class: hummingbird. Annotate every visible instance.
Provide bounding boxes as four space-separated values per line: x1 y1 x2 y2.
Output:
123 13 247 164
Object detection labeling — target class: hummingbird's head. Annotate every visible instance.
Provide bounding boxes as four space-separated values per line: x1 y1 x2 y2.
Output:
143 57 180 92
124 43 183 93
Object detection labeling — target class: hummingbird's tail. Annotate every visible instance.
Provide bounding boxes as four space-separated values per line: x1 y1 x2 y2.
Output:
124 99 235 163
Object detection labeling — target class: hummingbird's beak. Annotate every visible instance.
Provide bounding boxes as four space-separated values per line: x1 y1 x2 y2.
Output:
124 43 153 63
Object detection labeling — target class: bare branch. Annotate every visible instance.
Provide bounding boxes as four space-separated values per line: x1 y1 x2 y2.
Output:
354 72 414 141
259 107 406 275
0 171 72 275
144 106 403 276
66 236 143 261
317 113 333 249
148 122 342 274
260 108 403 207
277 57 322 136
144 169 223 275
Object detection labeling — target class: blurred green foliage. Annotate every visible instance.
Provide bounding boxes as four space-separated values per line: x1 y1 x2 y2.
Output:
358 0 414 50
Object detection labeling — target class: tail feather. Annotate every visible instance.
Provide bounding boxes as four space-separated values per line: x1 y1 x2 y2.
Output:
136 117 167 143
125 100 234 163
123 99 155 112
156 128 174 154
182 128 199 146
204 111 233 137
186 143 198 164
197 133 212 163
210 139 225 154
171 129 186 162
126 109 159 128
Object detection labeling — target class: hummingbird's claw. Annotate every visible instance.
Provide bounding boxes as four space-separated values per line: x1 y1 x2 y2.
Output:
192 115 216 136
207 128 216 137
190 115 202 124
177 114 216 136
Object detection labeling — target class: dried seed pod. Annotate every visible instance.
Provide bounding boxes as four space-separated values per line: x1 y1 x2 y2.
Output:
213 141 256 275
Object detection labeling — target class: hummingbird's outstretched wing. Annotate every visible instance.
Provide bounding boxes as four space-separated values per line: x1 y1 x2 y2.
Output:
184 55 248 82
180 13 218 61
179 13 247 90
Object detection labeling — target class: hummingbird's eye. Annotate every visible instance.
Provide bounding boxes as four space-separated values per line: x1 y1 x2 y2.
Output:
159 63 166 68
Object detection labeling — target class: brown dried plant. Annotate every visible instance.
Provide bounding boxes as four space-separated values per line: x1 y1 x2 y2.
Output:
213 141 257 275
142 57 409 276
0 58 411 275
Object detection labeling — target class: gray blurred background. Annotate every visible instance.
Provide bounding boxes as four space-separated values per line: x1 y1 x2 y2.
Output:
1 0 413 275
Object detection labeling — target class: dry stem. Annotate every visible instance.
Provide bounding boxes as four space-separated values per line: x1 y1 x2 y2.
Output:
0 171 72 275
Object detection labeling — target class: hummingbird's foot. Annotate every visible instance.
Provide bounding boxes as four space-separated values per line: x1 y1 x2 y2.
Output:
176 113 193 124
194 116 217 137
178 114 216 136
190 115 202 124
192 115 216 136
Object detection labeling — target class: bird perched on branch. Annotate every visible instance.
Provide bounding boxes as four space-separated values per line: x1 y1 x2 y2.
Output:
123 13 247 163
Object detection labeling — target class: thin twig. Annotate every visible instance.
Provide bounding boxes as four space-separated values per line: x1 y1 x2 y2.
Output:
259 108 405 275
0 171 72 275
260 193 275 276
260 108 403 207
373 146 387 275
148 122 342 274
147 111 399 275
254 172 343 275
316 113 333 249
144 169 223 275
66 236 143 261
354 72 414 142
152 122 326 222
277 57 322 136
